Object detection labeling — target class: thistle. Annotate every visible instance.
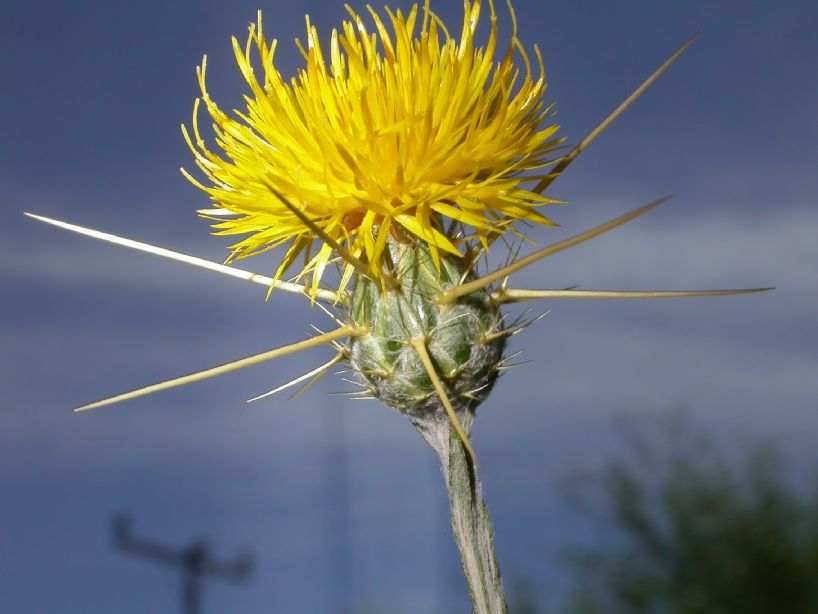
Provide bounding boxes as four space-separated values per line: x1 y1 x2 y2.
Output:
26 2 770 611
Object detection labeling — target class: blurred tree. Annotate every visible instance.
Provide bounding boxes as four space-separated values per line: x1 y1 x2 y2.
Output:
506 577 545 614
562 413 818 614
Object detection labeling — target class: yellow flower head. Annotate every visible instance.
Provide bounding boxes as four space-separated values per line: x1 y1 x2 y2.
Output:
182 0 563 294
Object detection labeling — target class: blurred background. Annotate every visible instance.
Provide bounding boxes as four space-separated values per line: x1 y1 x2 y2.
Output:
1 0 816 612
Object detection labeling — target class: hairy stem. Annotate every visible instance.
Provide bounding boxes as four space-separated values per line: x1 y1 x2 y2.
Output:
411 412 506 614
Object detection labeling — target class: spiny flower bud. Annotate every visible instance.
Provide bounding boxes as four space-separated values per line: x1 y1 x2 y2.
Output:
349 241 506 419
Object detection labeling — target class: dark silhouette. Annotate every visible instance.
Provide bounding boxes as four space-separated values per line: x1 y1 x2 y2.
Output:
112 514 253 614
562 414 818 614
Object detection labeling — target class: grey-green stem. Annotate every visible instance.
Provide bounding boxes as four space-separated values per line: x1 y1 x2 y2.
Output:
411 411 506 614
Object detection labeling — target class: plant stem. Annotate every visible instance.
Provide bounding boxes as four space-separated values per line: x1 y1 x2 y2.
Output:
411 412 506 613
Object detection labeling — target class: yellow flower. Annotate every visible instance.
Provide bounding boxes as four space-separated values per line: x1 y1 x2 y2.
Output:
182 0 563 294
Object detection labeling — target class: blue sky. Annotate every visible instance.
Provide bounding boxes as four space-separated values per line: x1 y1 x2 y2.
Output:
2 1 817 612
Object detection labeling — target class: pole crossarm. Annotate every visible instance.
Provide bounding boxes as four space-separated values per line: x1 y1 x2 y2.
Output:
111 514 253 614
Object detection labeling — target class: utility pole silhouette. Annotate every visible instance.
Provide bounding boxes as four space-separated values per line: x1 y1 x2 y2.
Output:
112 514 253 614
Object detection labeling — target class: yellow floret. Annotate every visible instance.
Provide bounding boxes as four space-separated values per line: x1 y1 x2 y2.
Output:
182 0 563 296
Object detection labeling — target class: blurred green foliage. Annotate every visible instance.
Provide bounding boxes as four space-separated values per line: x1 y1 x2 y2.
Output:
563 413 818 614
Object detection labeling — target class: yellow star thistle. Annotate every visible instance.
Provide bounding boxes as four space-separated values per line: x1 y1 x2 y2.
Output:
181 0 563 295
25 3 773 608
